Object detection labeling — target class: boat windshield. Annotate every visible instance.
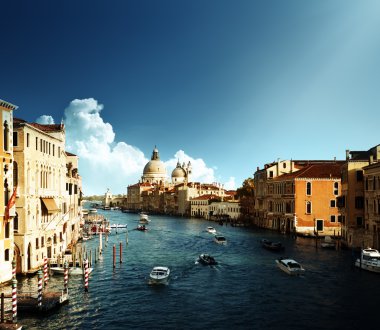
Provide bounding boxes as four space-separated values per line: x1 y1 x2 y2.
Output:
288 262 301 269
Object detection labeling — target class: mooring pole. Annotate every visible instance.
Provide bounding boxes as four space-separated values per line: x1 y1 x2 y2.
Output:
43 256 49 287
12 278 17 324
113 244 116 268
37 269 43 309
120 242 123 264
84 259 89 292
1 293 5 323
64 260 69 294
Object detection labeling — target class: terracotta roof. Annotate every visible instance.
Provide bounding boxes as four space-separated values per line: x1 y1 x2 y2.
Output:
191 194 219 201
29 122 64 132
66 151 77 157
273 163 344 181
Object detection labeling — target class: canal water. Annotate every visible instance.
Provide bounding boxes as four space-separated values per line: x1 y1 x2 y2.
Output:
9 209 380 329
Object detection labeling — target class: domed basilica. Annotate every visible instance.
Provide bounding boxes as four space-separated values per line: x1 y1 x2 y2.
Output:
141 146 191 185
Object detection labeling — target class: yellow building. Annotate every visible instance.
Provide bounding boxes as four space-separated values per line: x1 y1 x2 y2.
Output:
13 118 68 274
0 99 18 284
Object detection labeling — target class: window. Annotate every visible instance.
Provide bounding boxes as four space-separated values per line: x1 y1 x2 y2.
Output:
283 163 286 169
36 137 38 150
13 131 18 146
13 161 18 187
3 121 9 151
330 199 336 207
306 182 312 196
338 215 342 223
356 170 363 182
14 213 18 232
5 249 10 261
356 217 363 227
306 201 312 214
330 215 336 223
27 133 30 147
36 238 39 249
41 237 45 247
5 222 10 238
269 171 273 178
355 196 364 209
337 196 346 208
334 182 339 195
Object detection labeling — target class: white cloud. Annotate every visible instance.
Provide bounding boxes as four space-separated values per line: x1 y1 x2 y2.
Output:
165 150 215 183
63 98 148 195
62 98 232 195
36 115 55 124
223 177 236 190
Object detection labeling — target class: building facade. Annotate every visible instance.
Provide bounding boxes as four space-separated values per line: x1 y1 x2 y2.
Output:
0 99 18 284
13 118 68 274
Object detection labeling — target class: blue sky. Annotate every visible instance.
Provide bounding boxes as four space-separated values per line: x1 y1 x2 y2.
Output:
1 0 380 195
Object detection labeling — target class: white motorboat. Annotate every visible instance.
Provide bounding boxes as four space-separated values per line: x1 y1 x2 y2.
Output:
110 223 128 229
276 258 305 275
50 266 93 275
149 266 170 284
206 226 217 234
214 235 227 245
139 212 150 223
355 248 380 273
321 236 336 249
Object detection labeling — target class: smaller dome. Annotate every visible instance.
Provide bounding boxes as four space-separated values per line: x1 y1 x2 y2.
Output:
172 167 186 178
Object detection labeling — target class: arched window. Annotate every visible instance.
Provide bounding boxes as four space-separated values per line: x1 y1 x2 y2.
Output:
5 249 10 261
5 221 10 238
306 201 312 214
13 161 18 187
3 120 9 151
306 182 312 196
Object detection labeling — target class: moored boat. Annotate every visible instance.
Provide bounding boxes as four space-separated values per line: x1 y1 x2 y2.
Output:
137 224 148 231
321 236 336 249
261 239 284 251
110 224 128 229
276 258 305 275
149 266 170 284
355 248 380 273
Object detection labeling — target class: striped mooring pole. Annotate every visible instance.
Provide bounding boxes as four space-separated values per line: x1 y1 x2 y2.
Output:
84 259 89 292
12 277 17 324
113 244 116 268
43 256 49 286
64 260 69 293
11 258 17 323
37 269 43 309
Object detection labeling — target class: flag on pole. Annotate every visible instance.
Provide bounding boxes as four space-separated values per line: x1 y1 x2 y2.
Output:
5 187 17 221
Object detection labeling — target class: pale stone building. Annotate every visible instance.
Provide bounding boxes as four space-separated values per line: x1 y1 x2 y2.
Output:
209 201 241 221
13 118 68 274
0 99 18 284
64 151 82 248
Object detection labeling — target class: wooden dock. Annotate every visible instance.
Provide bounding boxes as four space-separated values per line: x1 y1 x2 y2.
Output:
13 291 68 315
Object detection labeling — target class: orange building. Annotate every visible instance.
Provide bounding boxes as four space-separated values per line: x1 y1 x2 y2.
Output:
269 162 344 236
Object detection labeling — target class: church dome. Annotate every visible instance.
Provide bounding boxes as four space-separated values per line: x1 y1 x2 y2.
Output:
172 166 186 178
142 146 167 184
143 159 166 175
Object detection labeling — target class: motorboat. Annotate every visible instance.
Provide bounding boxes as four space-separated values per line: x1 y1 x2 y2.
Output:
320 236 336 249
110 224 128 229
261 239 284 251
355 248 380 273
139 212 150 223
137 224 148 231
214 235 227 245
50 266 93 275
149 266 170 284
89 208 98 213
198 253 217 266
276 258 305 275
206 226 217 234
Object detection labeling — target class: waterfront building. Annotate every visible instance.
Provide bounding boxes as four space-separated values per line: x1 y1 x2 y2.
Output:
141 146 167 184
0 99 18 284
126 182 154 211
13 118 68 274
269 162 344 236
363 159 380 249
209 200 241 221
253 160 344 236
191 194 219 218
65 151 82 247
338 146 380 248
